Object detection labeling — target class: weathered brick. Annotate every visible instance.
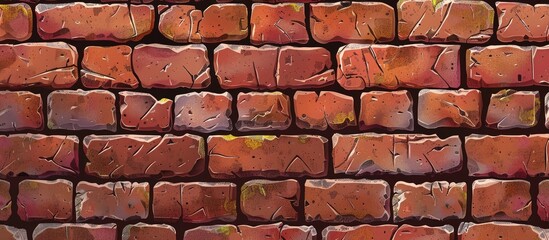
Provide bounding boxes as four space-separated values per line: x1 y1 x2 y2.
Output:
0 91 43 131
458 222 547 240
538 180 549 221
497 2 549 42
236 92 291 131
122 223 176 240
310 2 394 43
418 89 482 128
393 181 466 221
174 92 232 132
337 44 460 90
158 5 196 43
359 90 413 131
277 46 335 88
305 179 390 223
33 223 116 240
81 46 139 89
241 179 299 222
36 3 154 42
0 134 79 177
17 179 72 222
0 225 27 240
250 3 308 45
322 224 454 240
208 135 328 178
545 94 549 129
333 133 462 175
398 0 493 43
75 181 149 221
472 179 531 222
486 90 540 129
132 44 210 89
0 181 9 221
465 134 549 177
153 182 236 223
84 134 204 179
0 4 32 41
47 90 116 131
183 223 316 240
294 91 356 130
0 42 78 89
120 92 172 132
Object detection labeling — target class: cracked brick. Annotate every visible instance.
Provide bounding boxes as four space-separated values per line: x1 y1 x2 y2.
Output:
472 179 531 222
17 179 72 222
0 225 27 240
486 89 540 129
120 92 173 132
497 2 549 42
122 223 176 240
277 46 335 88
174 92 232 132
81 45 139 89
418 89 482 128
0 91 43 131
322 224 454 240
0 4 32 41
359 90 414 131
0 181 10 221
183 223 316 240
250 3 308 45
241 179 300 222
236 92 291 131
538 180 549 221
458 222 547 240
294 91 356 130
33 223 116 240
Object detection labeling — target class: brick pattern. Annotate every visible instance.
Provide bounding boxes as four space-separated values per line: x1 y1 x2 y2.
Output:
1 0 549 240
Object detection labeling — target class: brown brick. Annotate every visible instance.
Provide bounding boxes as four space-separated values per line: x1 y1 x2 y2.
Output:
398 0 493 43
0 91 43 131
294 91 356 130
183 223 317 240
250 3 308 45
0 181 10 221
322 224 454 240
122 223 176 240
0 134 79 177
458 222 546 240
241 179 299 222
174 92 232 132
120 92 173 132
418 89 482 129
0 4 32 41
33 223 116 240
17 179 72 222
538 180 549 221
132 44 210 89
153 182 236 223
393 181 466 222
310 2 394 43
236 92 291 131
81 46 139 89
333 133 462 175
487 90 540 129
305 179 390 223
337 44 460 90
0 42 78 89
208 135 328 178
36 3 154 42
497 2 549 42
47 90 116 131
359 90 413 131
472 179 531 222
75 181 149 221
84 134 204 179
0 225 27 240
465 134 549 177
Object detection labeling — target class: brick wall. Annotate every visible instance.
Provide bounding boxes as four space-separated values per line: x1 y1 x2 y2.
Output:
0 0 547 239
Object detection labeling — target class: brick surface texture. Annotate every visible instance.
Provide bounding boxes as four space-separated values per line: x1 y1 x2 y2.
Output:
1 0 549 240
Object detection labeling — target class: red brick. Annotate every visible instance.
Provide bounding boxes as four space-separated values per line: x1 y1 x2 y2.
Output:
332 133 462 175
241 179 299 222
393 181 466 221
17 179 72 222
0 225 27 240
120 92 173 132
84 134 204 179
322 224 454 240
398 0 493 43
0 181 10 221
208 135 328 178
294 91 356 130
277 46 335 88
174 92 232 132
236 92 291 131
75 181 149 221
458 222 546 240
0 4 32 41
487 90 539 129
250 3 308 45
418 89 482 129
0 134 79 177
36 3 154 42
465 134 549 177
310 2 395 43
0 91 43 131
47 90 116 131
158 5 196 43
545 94 549 129
133 44 210 89
153 182 236 223
81 46 138 89
122 223 176 240
33 223 116 240
337 44 460 90
497 2 549 42
183 223 316 240
0 42 78 89
538 180 549 221
359 90 413 131
472 179 531 221
305 179 390 223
